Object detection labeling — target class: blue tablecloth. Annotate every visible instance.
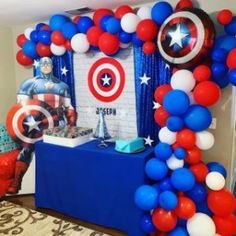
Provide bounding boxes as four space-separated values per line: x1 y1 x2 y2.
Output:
35 140 153 236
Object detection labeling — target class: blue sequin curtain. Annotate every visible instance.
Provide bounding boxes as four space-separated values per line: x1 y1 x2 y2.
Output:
133 47 171 142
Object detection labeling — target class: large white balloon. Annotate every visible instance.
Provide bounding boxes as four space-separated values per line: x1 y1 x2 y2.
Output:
206 172 225 190
166 155 184 170
121 13 140 33
71 33 90 53
50 43 66 56
196 131 215 150
24 27 34 40
137 6 151 19
187 213 216 236
171 70 196 93
159 127 176 145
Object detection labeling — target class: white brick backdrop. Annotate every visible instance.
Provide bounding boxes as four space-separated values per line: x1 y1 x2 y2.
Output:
73 47 138 139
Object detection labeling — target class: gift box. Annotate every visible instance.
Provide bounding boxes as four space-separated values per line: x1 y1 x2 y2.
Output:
115 137 145 153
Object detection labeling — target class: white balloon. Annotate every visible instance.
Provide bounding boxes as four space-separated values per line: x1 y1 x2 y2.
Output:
206 172 225 191
166 155 184 170
24 27 34 40
121 13 140 33
50 43 66 56
196 131 215 150
71 33 90 53
137 6 151 19
171 70 196 93
187 213 216 236
159 127 176 145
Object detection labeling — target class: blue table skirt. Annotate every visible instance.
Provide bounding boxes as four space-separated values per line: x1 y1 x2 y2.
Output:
35 140 153 236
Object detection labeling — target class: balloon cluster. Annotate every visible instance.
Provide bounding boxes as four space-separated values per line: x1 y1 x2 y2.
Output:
16 1 177 66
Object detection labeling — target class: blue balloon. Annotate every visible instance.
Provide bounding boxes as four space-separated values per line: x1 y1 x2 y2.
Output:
119 31 132 44
167 116 184 132
30 30 39 43
90 45 99 51
22 41 38 58
36 23 46 31
78 16 94 33
151 1 173 25
171 168 195 192
140 215 156 234
132 33 144 46
211 75 230 89
159 191 178 211
100 15 112 32
214 35 236 52
145 158 168 180
174 148 187 160
49 14 69 31
186 183 207 203
38 30 51 45
207 162 227 178
169 227 189 236
196 201 213 217
163 90 190 116
211 62 228 79
177 218 187 227
159 177 175 192
229 69 236 86
184 105 212 132
62 22 78 40
211 48 228 63
106 17 121 34
134 185 159 210
224 16 236 36
154 142 172 161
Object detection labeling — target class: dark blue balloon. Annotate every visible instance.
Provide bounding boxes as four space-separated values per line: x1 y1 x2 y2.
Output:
159 177 175 192
211 62 228 79
177 218 187 227
214 35 236 52
159 191 178 210
196 201 213 217
186 183 207 203
145 158 168 180
224 16 236 36
36 23 46 31
211 48 228 63
163 90 190 116
151 1 173 25
140 215 156 234
62 22 78 40
169 227 189 236
174 148 187 160
22 41 38 58
154 142 172 161
106 17 121 34
229 69 236 86
132 33 144 47
167 116 184 132
100 15 112 32
184 105 212 132
90 45 99 51
30 30 39 43
78 16 94 33
207 162 227 178
119 31 132 44
49 14 69 31
211 74 230 89
38 30 51 45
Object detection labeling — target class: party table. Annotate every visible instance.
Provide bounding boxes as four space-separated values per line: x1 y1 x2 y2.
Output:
35 140 153 236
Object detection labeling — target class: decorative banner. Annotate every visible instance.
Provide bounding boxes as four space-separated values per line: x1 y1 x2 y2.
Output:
88 57 125 102
157 8 215 68
6 99 59 146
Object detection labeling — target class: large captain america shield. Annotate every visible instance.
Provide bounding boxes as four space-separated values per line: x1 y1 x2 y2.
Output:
6 99 59 146
157 8 215 68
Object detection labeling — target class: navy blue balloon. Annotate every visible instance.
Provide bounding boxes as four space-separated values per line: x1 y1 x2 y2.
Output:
38 30 51 45
140 215 156 234
22 41 38 58
211 75 230 89
169 227 189 236
159 191 178 210
49 14 69 31
145 158 168 181
134 185 159 210
154 142 172 161
132 33 144 47
174 148 187 160
211 62 228 79
167 116 184 132
151 1 173 25
211 48 228 63
119 31 132 44
207 162 227 178
78 16 94 33
163 90 190 116
196 201 213 217
100 15 112 32
106 17 121 34
90 45 99 51
186 183 207 203
62 22 78 40
184 105 212 132
177 218 187 227
225 16 236 36
36 23 45 31
159 177 175 192
229 69 236 86
214 35 236 52
30 30 39 43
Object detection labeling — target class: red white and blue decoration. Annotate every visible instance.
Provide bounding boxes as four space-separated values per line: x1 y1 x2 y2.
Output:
88 57 125 102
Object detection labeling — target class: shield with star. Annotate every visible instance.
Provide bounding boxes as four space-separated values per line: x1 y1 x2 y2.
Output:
157 8 215 68
6 99 59 147
88 57 125 102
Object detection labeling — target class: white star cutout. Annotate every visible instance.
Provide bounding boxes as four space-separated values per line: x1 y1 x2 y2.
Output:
165 63 170 70
101 74 111 86
61 66 69 76
144 136 154 146
168 24 189 48
140 73 151 85
24 116 41 133
153 101 161 110
33 60 40 69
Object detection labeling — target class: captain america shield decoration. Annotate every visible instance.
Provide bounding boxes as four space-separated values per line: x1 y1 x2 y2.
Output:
157 8 215 68
6 99 59 146
88 57 125 102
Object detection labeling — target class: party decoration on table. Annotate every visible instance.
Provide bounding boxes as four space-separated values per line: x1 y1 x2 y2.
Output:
115 137 144 153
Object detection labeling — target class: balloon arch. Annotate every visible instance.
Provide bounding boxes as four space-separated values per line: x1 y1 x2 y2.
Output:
16 0 236 235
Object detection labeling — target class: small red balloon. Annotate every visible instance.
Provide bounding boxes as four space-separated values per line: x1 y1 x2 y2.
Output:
73 16 81 24
154 106 170 127
185 146 202 165
36 43 51 57
17 34 28 48
93 8 114 26
213 214 236 236
226 48 236 69
98 32 120 55
142 41 157 55
193 65 211 82
16 50 33 66
172 142 181 150
176 0 193 10
87 26 103 46
51 31 66 45
137 19 158 42
217 9 233 25
154 85 172 104
40 25 51 31
64 40 72 51
177 129 196 150
115 5 133 19
189 162 208 183
174 196 196 219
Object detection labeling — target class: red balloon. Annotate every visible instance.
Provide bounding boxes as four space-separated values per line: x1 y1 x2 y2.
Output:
226 48 236 69
16 50 33 66
142 41 157 55
152 208 177 233
207 189 236 217
17 34 28 48
87 26 103 46
174 196 196 219
176 0 193 10
185 146 202 165
177 129 196 150
154 85 172 104
137 19 158 42
217 9 233 25
213 214 236 236
98 32 120 55
51 31 66 45
64 40 72 51
193 65 211 82
115 5 133 19
193 81 221 106
189 162 208 183
172 142 181 150
154 106 170 127
73 16 81 24
36 43 51 57
93 8 114 26
40 25 51 31
0 179 12 197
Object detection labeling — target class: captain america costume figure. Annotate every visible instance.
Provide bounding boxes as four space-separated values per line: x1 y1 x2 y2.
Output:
7 57 77 194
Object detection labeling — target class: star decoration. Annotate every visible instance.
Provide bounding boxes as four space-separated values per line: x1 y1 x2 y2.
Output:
165 63 170 70
144 136 154 146
44 81 55 90
168 24 189 48
33 60 40 69
61 66 69 76
24 115 41 133
153 101 161 110
101 74 111 86
140 73 151 85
